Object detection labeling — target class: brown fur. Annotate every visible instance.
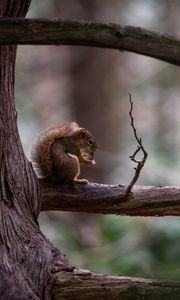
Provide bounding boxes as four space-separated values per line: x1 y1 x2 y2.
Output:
31 122 79 179
31 122 97 183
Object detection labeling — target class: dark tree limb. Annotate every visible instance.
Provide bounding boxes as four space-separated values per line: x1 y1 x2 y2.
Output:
40 180 180 216
51 270 180 300
0 18 180 65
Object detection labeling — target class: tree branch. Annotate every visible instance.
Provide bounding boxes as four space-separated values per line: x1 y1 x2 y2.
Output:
0 18 180 66
125 94 148 198
40 180 180 216
51 270 180 300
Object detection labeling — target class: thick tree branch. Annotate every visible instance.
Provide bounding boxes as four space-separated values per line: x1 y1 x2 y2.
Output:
40 180 180 216
51 270 180 300
0 18 180 66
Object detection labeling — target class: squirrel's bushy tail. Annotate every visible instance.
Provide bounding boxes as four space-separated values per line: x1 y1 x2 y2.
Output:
31 122 79 178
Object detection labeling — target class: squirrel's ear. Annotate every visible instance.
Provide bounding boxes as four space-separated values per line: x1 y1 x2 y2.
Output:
79 128 86 136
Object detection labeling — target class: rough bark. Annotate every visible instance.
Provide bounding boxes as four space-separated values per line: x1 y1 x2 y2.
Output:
0 18 180 66
0 1 72 300
51 271 180 300
41 181 180 216
1 4 180 300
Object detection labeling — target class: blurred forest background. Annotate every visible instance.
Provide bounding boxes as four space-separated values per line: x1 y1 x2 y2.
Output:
16 0 180 280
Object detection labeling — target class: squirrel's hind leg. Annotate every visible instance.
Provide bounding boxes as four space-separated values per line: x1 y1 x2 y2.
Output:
74 178 89 184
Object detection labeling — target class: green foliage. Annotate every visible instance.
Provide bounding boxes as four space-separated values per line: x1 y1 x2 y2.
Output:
39 214 180 280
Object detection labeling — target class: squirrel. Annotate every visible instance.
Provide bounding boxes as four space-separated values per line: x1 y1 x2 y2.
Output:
31 122 97 184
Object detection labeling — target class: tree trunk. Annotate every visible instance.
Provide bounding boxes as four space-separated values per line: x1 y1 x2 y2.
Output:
1 2 180 299
0 1 72 299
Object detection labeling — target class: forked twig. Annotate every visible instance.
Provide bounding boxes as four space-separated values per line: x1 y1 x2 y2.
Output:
124 93 148 199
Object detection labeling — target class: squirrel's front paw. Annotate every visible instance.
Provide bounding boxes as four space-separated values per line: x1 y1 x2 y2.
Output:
84 159 96 166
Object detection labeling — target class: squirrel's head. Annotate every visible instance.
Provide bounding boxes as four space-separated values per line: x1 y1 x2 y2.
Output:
72 127 97 165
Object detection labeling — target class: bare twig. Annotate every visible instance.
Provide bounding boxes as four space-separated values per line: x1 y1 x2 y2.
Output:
124 94 148 198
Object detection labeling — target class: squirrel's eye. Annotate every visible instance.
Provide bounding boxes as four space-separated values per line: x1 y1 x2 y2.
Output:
88 139 94 145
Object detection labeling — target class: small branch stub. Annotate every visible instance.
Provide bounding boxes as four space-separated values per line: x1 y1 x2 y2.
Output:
124 94 148 198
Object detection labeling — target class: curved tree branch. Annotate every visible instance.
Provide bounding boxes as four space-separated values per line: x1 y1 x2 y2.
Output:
51 270 180 300
40 180 180 216
0 18 180 66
